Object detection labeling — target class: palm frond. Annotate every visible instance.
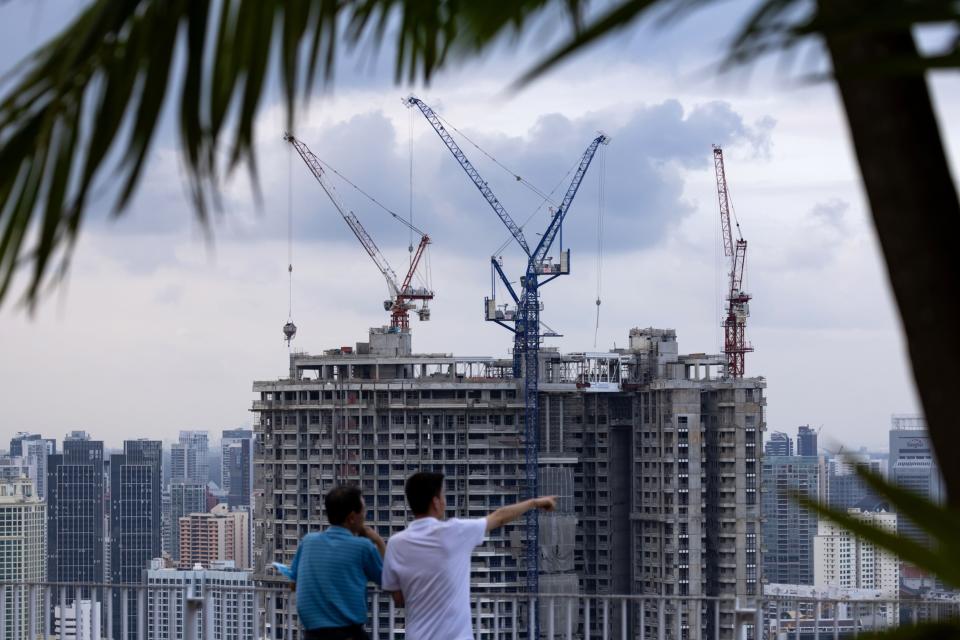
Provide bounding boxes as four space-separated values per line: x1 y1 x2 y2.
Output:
858 622 960 640
3 0 960 309
799 465 960 589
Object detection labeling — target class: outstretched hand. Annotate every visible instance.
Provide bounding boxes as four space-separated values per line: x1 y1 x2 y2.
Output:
534 496 558 511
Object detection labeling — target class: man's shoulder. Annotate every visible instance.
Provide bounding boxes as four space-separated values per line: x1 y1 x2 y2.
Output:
441 517 485 531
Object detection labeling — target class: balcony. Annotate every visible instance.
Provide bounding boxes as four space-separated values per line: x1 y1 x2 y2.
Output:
0 582 954 640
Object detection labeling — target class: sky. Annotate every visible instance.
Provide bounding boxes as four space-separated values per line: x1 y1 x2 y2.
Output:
1 1 951 451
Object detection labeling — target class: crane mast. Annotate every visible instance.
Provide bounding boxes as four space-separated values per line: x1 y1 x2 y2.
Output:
407 96 608 599
285 133 434 331
713 145 753 377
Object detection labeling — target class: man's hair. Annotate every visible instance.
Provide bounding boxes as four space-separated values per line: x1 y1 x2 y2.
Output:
405 472 445 515
324 485 364 525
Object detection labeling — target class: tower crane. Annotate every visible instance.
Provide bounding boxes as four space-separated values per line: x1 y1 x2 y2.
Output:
285 133 434 332
713 145 753 377
406 96 608 596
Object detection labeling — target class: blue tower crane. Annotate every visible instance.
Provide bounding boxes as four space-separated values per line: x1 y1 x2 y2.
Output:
406 96 609 598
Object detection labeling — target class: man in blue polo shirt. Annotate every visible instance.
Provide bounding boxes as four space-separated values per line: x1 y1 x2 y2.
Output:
290 485 385 640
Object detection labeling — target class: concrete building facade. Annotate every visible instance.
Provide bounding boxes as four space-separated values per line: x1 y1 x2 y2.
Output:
178 504 250 569
0 478 46 640
252 327 765 639
53 599 102 640
814 509 899 597
146 559 255 640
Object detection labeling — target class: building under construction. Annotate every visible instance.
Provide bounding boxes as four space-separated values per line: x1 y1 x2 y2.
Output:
252 326 764 639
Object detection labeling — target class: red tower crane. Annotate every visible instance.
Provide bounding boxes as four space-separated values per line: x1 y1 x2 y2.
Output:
713 145 753 377
285 133 434 332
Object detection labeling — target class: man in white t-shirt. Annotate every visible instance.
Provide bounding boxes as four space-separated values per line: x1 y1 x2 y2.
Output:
381 471 556 640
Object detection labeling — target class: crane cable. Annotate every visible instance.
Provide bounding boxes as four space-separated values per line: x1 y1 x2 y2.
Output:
314 155 427 237
427 106 580 259
287 143 294 323
493 156 580 257
409 109 431 292
593 145 606 349
409 107 415 261
434 112 558 206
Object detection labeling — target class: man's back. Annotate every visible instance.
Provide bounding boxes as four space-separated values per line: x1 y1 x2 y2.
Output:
381 517 486 640
291 527 382 631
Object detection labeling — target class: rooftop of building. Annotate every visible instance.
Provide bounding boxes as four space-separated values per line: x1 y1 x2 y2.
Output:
254 326 765 392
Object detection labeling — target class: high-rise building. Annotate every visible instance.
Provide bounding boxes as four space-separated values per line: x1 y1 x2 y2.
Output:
171 431 209 484
0 478 46 639
146 559 255 639
169 481 208 561
252 327 765 639
53 599 102 640
23 438 54 499
826 456 885 511
796 425 818 456
110 439 162 639
178 503 250 569
888 416 945 547
761 455 824 585
221 429 253 509
765 431 793 456
0 454 30 482
814 508 899 597
47 432 104 590
9 432 55 458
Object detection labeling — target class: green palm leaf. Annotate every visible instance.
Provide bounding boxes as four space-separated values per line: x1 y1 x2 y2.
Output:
2 0 959 309
799 464 960 589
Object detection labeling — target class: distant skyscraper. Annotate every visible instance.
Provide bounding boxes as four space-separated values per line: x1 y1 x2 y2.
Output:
110 439 162 640
888 416 945 547
169 481 207 561
221 429 252 509
826 456 885 511
23 439 53 499
0 479 46 639
170 431 209 484
796 425 818 456
9 432 39 457
146 559 254 639
0 454 29 482
765 431 794 456
761 455 823 585
47 432 104 590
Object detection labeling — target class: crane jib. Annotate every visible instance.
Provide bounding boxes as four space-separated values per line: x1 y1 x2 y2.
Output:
405 97 531 257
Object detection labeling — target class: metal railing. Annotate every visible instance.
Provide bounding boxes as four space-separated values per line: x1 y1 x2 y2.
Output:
0 583 956 640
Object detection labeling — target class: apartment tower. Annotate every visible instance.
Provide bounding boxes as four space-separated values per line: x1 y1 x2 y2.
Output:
252 327 765 639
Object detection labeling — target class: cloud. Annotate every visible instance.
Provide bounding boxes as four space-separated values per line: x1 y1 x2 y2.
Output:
810 198 849 229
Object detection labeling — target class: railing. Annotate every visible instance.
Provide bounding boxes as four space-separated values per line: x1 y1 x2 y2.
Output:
0 583 956 640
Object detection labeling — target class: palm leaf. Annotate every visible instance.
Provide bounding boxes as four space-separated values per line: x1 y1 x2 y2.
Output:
858 622 960 640
798 468 960 589
852 464 960 546
2 0 959 309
